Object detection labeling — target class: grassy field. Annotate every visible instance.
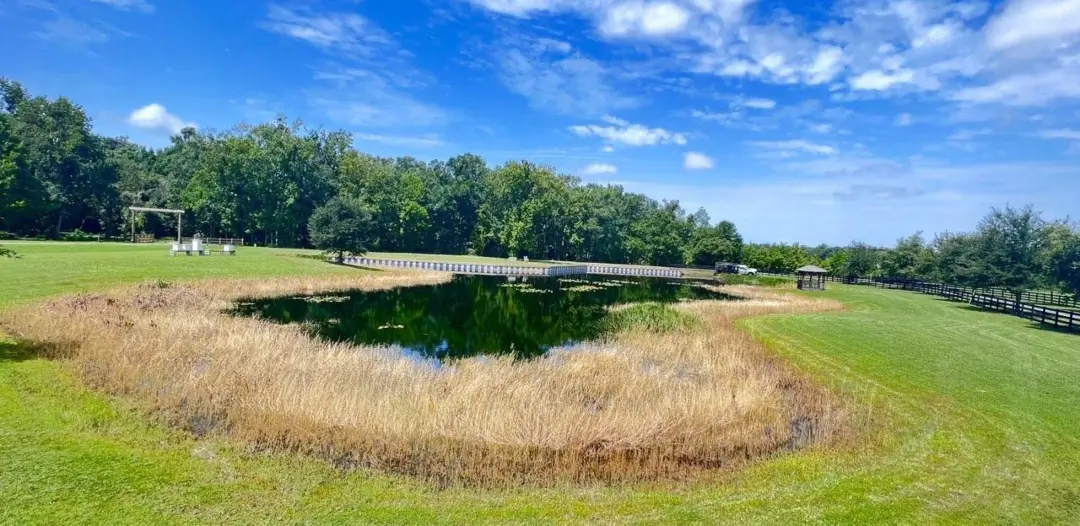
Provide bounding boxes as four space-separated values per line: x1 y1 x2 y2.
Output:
2 242 1080 523
0 242 554 307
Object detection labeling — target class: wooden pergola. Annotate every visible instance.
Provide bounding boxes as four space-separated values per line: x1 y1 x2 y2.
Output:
128 207 185 243
795 265 828 291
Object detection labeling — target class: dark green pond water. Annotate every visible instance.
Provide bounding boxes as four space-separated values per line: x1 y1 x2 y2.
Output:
232 275 731 360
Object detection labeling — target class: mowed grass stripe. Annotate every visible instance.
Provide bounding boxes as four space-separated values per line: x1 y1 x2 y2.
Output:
2 242 1080 524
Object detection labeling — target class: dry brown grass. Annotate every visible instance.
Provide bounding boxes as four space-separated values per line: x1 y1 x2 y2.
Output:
1 272 847 486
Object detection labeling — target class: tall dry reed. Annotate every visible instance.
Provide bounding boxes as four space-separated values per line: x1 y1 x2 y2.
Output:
2 273 846 486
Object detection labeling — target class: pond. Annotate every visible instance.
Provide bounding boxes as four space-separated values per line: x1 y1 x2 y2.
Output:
232 275 733 360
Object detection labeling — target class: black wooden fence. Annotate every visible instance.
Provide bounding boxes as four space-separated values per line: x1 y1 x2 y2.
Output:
818 275 1079 333
975 287 1078 309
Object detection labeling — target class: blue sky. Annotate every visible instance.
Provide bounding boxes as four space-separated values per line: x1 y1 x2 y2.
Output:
3 0 1079 245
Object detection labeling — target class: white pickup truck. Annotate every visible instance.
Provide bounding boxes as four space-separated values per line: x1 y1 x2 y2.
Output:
735 264 758 276
715 263 758 276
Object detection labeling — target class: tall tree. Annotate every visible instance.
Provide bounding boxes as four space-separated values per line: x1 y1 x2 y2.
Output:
880 232 935 279
1 79 119 236
970 205 1048 303
0 113 46 234
684 220 743 266
1042 222 1080 295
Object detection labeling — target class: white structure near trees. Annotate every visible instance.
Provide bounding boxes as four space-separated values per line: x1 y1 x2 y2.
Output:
128 206 185 243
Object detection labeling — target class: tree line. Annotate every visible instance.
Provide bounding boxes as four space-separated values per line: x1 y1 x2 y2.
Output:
0 78 743 266
2 77 1076 295
740 206 1080 296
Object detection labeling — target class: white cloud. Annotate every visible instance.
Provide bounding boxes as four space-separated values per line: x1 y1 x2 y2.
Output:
750 140 837 155
738 97 776 109
806 46 847 84
262 6 446 131
582 163 618 175
683 151 714 169
600 1 691 37
896 113 914 126
691 109 741 124
127 104 195 135
947 128 993 141
808 123 833 134
35 17 110 45
496 37 636 116
462 0 1078 115
985 0 1080 50
464 0 562 17
353 133 445 148
88 0 154 13
601 145 616 152
310 85 447 129
850 69 916 91
952 65 1080 106
1040 128 1080 140
570 115 688 146
261 5 393 55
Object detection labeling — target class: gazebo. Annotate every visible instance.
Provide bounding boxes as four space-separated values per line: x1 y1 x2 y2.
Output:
795 265 828 291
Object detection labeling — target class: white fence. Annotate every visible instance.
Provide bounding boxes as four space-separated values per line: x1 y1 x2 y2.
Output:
340 257 683 278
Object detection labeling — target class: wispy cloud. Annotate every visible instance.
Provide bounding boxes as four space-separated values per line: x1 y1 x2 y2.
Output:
35 17 109 45
261 5 447 132
734 97 776 110
88 0 154 14
353 133 445 148
1039 128 1080 140
581 163 617 175
749 140 838 156
947 128 993 142
495 36 637 116
261 5 394 56
570 115 687 147
309 86 448 130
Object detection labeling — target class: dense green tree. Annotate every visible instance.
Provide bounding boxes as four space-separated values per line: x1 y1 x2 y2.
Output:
308 197 372 260
0 113 46 234
1 79 119 236
743 243 815 274
929 232 979 285
880 233 935 279
825 242 882 278
684 220 743 266
476 161 571 258
970 205 1048 302
1040 222 1080 295
1050 231 1080 295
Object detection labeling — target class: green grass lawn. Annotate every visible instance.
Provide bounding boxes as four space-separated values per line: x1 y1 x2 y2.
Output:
2 242 1080 524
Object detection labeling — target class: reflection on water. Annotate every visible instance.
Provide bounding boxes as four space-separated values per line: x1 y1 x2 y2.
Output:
232 275 732 359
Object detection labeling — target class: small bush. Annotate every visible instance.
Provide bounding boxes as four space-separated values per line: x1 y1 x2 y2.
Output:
61 229 98 242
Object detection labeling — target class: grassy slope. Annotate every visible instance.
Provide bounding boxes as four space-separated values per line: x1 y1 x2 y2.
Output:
2 242 1079 524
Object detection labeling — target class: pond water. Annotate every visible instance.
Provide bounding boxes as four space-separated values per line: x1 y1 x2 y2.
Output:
232 275 732 360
